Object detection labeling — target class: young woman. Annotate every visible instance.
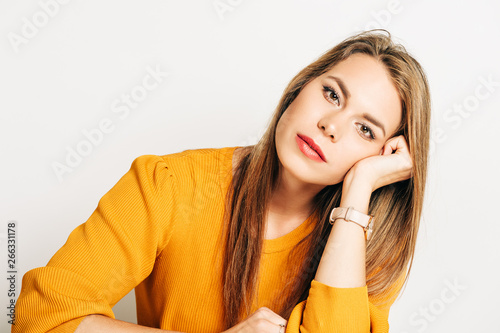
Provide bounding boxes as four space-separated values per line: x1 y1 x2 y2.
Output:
14 30 430 333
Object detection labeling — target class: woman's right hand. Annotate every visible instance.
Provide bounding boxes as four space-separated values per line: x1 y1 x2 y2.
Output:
222 307 287 333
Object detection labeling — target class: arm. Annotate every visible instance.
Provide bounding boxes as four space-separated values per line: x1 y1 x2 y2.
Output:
76 315 183 332
13 155 178 333
301 172 375 332
316 135 413 289
287 136 412 333
314 173 371 288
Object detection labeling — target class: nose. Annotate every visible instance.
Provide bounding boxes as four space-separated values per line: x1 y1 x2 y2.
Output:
318 112 342 142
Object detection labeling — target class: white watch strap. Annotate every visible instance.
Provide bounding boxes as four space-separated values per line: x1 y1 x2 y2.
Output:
329 207 374 240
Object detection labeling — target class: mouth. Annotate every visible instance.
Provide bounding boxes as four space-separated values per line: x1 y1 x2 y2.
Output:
296 134 327 162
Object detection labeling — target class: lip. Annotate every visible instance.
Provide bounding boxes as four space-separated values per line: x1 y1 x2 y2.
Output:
296 134 327 162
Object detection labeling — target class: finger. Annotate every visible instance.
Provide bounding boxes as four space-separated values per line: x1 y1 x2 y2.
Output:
387 136 413 172
272 317 288 329
382 138 399 155
256 307 287 327
383 135 409 155
382 143 394 155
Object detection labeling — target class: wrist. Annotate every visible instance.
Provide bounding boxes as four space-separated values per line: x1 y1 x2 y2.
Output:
344 166 377 192
342 173 373 209
329 206 374 241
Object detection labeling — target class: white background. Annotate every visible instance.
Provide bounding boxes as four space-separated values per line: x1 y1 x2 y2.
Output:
1 0 499 332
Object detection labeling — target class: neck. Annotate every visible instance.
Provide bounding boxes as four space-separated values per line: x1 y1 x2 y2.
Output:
268 165 325 223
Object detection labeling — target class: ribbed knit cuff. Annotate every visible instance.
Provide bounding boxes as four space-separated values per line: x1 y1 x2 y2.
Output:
300 279 370 333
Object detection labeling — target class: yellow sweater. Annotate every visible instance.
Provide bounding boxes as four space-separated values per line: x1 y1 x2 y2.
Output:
14 146 402 332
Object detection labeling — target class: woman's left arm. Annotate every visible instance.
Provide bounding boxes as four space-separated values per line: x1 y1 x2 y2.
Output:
315 135 413 287
288 135 413 333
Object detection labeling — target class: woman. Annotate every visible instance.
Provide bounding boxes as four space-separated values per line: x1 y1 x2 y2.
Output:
14 29 430 332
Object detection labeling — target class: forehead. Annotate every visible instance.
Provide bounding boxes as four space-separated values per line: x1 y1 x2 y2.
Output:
320 53 402 136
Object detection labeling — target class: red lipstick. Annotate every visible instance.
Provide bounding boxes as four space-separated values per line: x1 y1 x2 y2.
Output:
296 134 326 162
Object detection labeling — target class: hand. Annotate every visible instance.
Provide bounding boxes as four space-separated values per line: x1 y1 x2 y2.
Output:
346 135 413 192
222 307 287 333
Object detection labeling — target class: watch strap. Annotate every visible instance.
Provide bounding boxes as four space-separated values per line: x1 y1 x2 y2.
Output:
329 207 374 240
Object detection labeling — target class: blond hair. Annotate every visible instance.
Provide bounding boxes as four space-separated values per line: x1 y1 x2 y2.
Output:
222 29 431 327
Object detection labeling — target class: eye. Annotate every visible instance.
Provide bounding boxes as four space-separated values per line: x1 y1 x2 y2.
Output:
322 85 340 106
356 123 376 141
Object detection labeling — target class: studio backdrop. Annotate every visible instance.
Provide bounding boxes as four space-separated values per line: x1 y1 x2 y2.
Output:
1 1 499 332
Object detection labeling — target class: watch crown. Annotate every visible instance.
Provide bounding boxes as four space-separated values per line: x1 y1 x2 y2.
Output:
366 224 373 241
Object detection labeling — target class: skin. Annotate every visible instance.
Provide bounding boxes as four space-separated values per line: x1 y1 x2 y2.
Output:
77 53 412 332
267 53 407 240
237 53 412 331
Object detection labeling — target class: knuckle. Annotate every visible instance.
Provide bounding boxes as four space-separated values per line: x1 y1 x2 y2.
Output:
255 307 269 318
260 306 272 314
396 157 412 173
406 157 414 169
254 318 269 330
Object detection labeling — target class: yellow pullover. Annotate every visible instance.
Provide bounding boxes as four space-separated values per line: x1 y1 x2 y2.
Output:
14 146 402 332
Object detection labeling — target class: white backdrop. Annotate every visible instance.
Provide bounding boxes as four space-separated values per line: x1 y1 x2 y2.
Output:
1 0 499 332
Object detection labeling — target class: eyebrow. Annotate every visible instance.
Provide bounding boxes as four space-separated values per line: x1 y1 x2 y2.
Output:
362 113 386 137
326 75 387 137
326 75 351 99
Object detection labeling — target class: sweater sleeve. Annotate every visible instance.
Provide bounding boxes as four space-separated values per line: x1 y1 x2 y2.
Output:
13 155 178 333
285 275 405 333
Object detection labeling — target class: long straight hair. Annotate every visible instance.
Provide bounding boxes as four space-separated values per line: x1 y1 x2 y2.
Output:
221 29 431 328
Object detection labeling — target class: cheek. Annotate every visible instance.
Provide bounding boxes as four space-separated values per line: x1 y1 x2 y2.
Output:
275 116 289 144
275 108 302 140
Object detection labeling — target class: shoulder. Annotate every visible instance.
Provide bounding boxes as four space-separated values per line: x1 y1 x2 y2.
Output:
158 146 246 188
158 146 238 174
128 146 245 195
131 146 233 170
160 146 226 162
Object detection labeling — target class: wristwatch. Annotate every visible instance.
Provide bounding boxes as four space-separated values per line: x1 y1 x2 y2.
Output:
329 207 374 241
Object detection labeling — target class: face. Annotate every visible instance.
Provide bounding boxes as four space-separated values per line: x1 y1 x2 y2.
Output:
275 53 403 186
